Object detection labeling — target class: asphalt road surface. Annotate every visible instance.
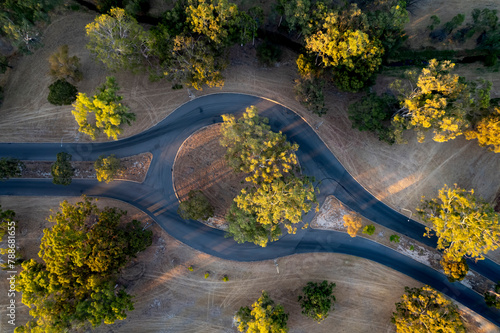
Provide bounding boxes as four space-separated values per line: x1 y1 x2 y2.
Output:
1 94 499 326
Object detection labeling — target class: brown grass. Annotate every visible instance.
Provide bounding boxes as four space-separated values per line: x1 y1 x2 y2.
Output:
173 124 246 219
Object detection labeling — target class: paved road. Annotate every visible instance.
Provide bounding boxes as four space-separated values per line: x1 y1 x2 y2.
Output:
1 94 499 326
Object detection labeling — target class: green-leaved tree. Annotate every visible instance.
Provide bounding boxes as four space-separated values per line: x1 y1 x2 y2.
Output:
177 190 214 220
15 197 152 332
0 157 24 181
86 7 149 72
298 280 336 323
51 152 74 185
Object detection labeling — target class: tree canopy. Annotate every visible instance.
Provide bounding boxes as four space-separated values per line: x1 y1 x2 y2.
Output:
72 76 136 140
484 282 500 308
418 184 500 261
225 203 280 247
164 35 226 90
47 79 78 106
0 0 61 52
465 106 500 153
220 106 298 185
177 190 214 220
0 206 16 242
86 7 149 72
94 154 123 183
234 291 289 333
298 280 336 323
304 5 384 92
392 285 465 333
186 0 239 45
0 157 24 181
348 93 398 144
343 213 363 237
48 44 82 82
15 197 152 332
51 152 74 185
220 106 318 247
440 254 469 282
391 59 492 143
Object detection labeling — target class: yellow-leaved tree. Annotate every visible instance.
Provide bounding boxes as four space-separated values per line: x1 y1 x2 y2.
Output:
391 59 492 143
221 106 318 247
392 286 465 333
15 197 152 332
234 291 289 333
418 184 500 261
343 213 363 237
186 0 239 45
72 77 135 140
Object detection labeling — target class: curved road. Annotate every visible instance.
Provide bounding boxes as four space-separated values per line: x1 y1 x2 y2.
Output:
1 94 499 326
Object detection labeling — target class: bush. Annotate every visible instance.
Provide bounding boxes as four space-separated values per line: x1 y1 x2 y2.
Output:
188 266 194 272
47 79 78 105
204 272 210 279
444 14 465 34
441 255 469 282
51 152 74 186
484 282 500 308
390 234 400 243
362 224 375 235
294 77 327 116
256 41 282 66
222 275 228 282
94 154 122 183
484 52 498 67
348 93 398 144
428 15 441 31
178 190 214 220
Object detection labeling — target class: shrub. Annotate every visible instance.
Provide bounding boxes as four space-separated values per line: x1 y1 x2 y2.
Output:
428 15 440 31
178 190 214 220
362 224 375 235
94 154 122 183
390 234 400 243
47 79 78 106
256 41 282 66
484 282 500 308
484 52 498 67
204 272 210 279
222 275 228 282
188 266 194 272
441 255 469 282
444 14 465 34
294 77 327 116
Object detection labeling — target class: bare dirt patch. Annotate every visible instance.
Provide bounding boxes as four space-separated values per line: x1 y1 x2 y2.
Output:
20 152 152 183
1 196 495 333
173 124 246 229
